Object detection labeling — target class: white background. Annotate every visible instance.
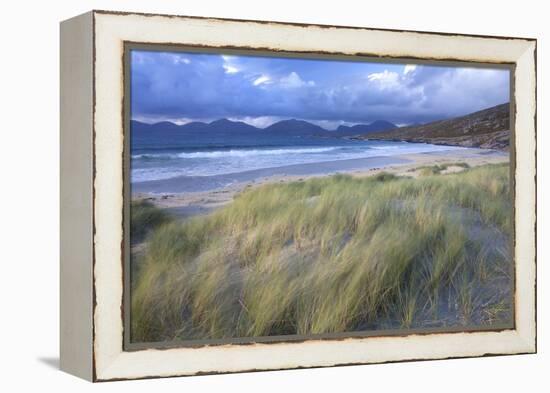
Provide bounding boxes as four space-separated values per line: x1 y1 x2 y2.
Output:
0 0 546 390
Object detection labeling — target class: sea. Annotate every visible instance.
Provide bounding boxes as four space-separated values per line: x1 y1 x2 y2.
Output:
130 132 466 193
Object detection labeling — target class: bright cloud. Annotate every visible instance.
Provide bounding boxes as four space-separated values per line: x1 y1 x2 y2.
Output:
367 70 401 89
223 64 239 74
228 116 283 128
253 75 271 86
403 64 417 75
222 55 240 74
279 72 315 88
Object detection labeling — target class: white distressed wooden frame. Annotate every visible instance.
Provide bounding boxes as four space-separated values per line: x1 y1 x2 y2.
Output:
60 10 536 382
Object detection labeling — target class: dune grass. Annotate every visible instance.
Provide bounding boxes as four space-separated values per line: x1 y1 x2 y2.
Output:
130 163 512 343
130 200 173 242
416 162 470 177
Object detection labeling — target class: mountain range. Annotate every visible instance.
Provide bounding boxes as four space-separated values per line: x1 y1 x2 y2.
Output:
356 103 510 150
131 103 510 150
130 118 397 137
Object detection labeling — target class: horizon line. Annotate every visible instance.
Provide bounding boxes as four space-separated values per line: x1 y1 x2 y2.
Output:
130 101 510 131
130 117 399 131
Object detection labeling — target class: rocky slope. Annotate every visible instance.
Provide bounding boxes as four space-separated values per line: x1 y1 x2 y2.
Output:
356 103 510 150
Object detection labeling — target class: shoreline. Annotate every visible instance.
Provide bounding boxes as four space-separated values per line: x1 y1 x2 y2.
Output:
348 134 510 151
132 155 410 194
133 148 508 220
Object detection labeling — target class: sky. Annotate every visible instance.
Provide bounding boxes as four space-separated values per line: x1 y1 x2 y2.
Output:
130 50 510 129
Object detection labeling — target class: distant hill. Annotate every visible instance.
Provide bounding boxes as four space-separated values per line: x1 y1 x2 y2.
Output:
192 118 259 133
336 120 397 135
355 103 510 150
264 119 326 135
130 118 398 137
131 120 181 133
131 118 259 135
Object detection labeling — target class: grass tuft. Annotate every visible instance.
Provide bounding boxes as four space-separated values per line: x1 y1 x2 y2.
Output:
417 162 470 176
130 200 173 243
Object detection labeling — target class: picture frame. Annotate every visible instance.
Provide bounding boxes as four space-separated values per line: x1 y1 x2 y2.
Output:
60 10 537 381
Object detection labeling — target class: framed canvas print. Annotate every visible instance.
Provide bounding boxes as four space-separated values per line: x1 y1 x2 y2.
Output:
60 10 537 382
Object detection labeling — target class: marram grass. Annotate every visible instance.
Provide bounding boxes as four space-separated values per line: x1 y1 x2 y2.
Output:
130 199 173 242
130 163 512 343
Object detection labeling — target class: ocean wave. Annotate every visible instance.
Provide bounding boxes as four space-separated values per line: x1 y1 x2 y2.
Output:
369 145 402 150
132 147 340 160
131 142 467 182
132 168 187 182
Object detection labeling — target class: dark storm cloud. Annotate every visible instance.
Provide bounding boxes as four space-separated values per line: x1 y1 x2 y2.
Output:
131 50 509 127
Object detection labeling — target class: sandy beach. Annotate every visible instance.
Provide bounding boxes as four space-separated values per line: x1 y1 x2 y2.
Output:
132 148 508 220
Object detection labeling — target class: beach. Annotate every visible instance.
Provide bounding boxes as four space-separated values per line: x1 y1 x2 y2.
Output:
132 148 509 221
130 151 513 341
